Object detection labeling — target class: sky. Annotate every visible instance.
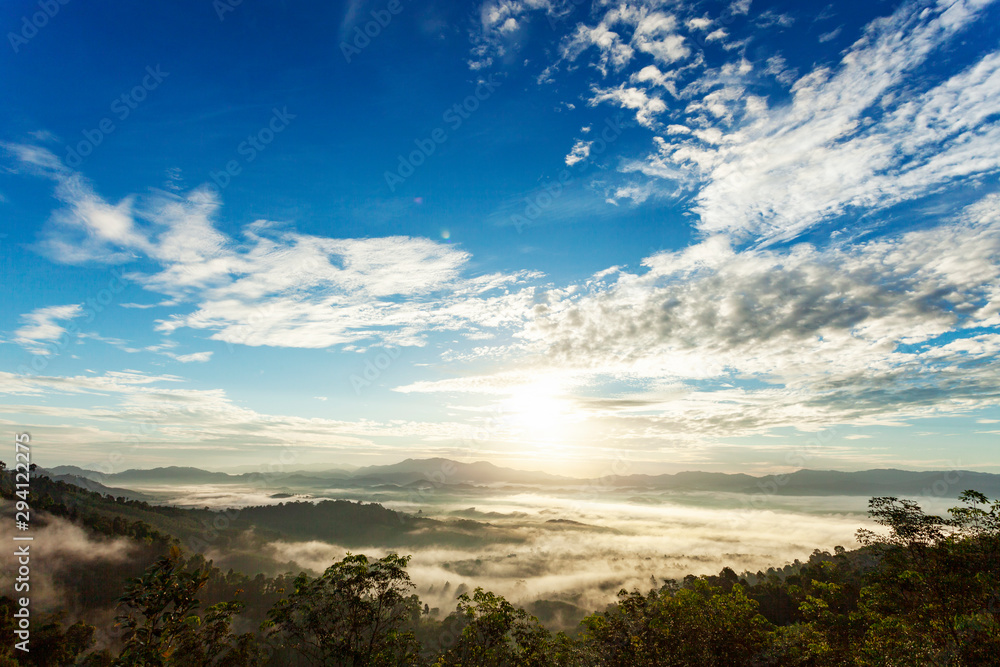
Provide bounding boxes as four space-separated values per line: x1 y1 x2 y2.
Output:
1 0 999 476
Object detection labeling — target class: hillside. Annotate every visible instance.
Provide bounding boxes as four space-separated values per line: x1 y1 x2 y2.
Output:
3 471 519 555
1 472 996 666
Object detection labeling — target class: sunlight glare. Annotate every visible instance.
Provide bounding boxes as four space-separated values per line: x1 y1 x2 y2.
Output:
502 380 581 448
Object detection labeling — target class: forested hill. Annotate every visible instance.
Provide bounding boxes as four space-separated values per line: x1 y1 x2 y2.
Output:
0 472 518 555
0 470 998 665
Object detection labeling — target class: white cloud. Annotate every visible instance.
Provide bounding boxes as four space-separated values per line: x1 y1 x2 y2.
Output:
469 0 560 69
564 139 593 166
610 183 656 204
729 0 751 16
705 28 727 42
3 145 155 264
764 54 797 85
589 85 667 128
6 148 543 351
562 22 635 74
172 351 213 363
755 10 794 29
626 0 1000 243
559 4 691 77
507 0 999 248
818 26 842 42
631 65 678 96
3 143 64 172
632 12 690 64
0 369 485 462
400 197 1000 443
684 85 747 124
14 304 84 355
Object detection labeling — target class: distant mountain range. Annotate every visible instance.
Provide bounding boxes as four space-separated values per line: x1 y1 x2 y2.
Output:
43 460 1000 498
45 471 155 501
47 465 238 485
350 458 574 486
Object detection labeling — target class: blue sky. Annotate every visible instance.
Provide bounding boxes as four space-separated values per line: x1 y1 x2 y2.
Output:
1 0 999 475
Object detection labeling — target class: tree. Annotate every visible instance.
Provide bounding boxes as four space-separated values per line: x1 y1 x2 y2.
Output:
114 546 261 666
434 588 551 667
0 602 98 666
265 552 421 666
579 579 774 666
855 490 1000 666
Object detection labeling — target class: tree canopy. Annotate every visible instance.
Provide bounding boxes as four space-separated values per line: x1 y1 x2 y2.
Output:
1 477 997 666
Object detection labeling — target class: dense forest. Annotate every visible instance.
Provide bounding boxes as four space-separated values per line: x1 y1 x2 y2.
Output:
1 469 998 666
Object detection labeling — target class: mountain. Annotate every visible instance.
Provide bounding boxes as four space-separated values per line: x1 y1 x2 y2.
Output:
48 473 154 501
40 460 1000 498
46 465 109 482
350 458 575 486
751 469 1000 497
601 468 1000 497
44 465 238 485
219 463 357 475
107 466 239 484
605 471 759 491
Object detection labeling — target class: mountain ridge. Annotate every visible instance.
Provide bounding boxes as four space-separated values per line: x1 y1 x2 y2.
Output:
40 460 1000 498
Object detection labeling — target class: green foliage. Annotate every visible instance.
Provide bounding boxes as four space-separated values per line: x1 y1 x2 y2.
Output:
433 587 551 666
853 491 1000 666
114 546 262 666
579 579 773 666
5 470 999 667
264 552 422 666
0 472 176 549
0 603 97 666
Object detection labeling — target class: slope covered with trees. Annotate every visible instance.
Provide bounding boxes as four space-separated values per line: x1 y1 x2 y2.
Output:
1 470 997 665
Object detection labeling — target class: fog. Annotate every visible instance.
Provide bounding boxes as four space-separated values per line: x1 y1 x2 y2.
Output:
130 483 305 509
261 491 874 623
0 506 136 612
101 481 966 627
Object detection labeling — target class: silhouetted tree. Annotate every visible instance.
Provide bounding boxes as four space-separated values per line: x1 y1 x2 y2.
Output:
265 552 421 666
114 546 261 666
434 587 551 666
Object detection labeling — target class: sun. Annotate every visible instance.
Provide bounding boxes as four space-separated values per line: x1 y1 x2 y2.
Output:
501 380 581 447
